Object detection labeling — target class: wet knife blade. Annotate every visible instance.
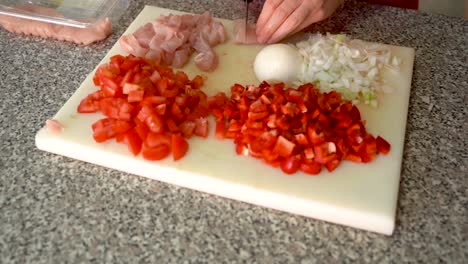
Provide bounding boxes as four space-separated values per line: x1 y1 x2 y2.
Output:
244 0 249 40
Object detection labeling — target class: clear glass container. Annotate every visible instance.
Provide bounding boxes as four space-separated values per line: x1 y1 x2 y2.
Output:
0 0 129 28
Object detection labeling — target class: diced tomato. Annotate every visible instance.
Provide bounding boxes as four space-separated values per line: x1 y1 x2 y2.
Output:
141 144 171 160
345 152 362 162
155 103 167 116
91 118 132 143
180 120 196 138
145 113 165 133
135 122 149 140
314 142 337 165
325 159 340 172
122 83 141 94
120 56 144 71
272 136 295 158
215 121 225 139
303 147 315 160
101 76 121 97
166 118 179 133
190 75 204 89
121 129 142 156
194 118 208 138
100 98 135 121
145 132 171 148
128 90 144 103
376 136 391 154
78 95 100 113
300 160 322 175
79 54 212 162
250 132 277 153
171 103 184 120
280 155 300 174
294 133 309 145
143 96 166 105
172 134 189 161
307 126 326 144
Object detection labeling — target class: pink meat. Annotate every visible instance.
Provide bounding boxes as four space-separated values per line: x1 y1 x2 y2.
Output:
172 47 191 68
233 19 258 45
194 50 218 72
145 48 162 64
133 23 155 48
45 119 64 134
0 5 111 45
121 12 227 71
160 33 185 53
120 34 148 57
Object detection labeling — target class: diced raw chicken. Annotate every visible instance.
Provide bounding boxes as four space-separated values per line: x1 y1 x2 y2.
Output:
45 119 64 134
0 5 112 45
212 21 227 44
120 35 148 57
145 48 162 64
173 47 191 68
160 33 185 53
133 23 155 48
233 19 258 45
194 50 218 72
192 34 212 53
120 12 228 71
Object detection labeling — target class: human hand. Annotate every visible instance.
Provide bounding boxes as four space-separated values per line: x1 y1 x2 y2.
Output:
256 0 344 44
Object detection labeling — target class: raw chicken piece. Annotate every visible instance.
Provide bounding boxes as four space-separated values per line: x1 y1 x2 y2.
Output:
173 47 191 68
133 23 155 48
160 33 185 53
145 48 163 64
120 12 227 71
0 5 112 45
192 34 212 53
233 19 258 45
45 119 64 134
120 34 148 57
194 50 218 72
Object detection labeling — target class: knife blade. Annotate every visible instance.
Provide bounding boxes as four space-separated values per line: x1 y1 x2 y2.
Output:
244 0 249 40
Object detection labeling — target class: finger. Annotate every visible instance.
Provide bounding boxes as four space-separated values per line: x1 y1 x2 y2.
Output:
256 0 284 35
265 2 312 43
256 0 302 43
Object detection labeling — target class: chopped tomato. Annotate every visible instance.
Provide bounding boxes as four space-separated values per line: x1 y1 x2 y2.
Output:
121 129 142 156
141 144 171 160
300 160 322 175
250 132 277 153
78 54 210 162
92 118 132 143
172 134 189 161
145 132 171 148
376 136 391 154
77 90 103 113
272 136 295 158
208 81 391 176
281 155 300 174
215 121 225 139
194 118 208 138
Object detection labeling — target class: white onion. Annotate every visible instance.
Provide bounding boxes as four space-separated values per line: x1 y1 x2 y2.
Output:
294 33 401 106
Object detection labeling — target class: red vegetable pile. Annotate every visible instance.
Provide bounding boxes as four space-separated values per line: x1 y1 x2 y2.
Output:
77 54 391 175
77 54 210 161
208 82 391 175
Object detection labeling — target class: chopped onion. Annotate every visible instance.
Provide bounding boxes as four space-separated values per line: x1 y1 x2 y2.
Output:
294 33 401 106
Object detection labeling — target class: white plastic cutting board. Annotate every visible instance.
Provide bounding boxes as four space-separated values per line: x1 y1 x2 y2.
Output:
35 6 415 235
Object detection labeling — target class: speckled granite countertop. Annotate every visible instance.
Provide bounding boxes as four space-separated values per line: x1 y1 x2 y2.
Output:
0 0 467 263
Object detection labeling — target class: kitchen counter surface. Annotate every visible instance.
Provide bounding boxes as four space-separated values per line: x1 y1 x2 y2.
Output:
0 0 466 263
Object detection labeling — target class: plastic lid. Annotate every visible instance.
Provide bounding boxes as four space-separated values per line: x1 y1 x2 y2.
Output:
0 0 129 28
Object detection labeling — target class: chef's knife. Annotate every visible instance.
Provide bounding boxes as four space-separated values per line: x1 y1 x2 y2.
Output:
244 0 253 40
